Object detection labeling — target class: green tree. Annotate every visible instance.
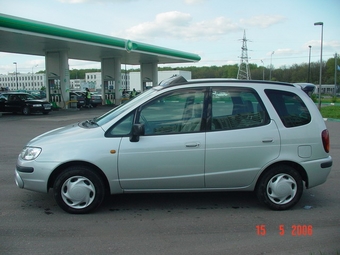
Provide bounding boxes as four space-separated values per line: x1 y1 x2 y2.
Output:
34 57 338 87
325 57 340 85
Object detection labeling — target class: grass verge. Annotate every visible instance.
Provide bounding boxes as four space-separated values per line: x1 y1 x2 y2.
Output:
320 105 340 119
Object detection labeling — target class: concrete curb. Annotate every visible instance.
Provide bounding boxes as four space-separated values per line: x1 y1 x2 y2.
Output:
324 118 340 122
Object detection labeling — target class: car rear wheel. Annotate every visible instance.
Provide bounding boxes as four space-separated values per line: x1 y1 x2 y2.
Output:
256 165 303 210
53 166 105 214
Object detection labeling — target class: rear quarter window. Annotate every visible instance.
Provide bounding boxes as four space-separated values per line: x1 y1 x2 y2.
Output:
265 89 311 127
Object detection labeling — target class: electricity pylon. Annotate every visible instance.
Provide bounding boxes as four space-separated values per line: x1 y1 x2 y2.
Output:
237 30 251 80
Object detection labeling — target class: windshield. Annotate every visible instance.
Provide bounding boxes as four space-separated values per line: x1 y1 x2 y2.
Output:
94 89 157 126
26 94 39 100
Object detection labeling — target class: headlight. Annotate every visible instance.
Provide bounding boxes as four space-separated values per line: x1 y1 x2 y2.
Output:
20 147 42 160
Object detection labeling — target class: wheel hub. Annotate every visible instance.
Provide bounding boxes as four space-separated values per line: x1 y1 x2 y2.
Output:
61 176 95 209
266 174 297 205
68 185 88 201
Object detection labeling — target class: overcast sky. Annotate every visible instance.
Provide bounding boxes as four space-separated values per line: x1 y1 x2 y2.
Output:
0 0 339 74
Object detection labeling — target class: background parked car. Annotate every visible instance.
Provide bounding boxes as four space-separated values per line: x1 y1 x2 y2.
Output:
121 90 140 103
29 90 47 100
0 92 52 115
88 92 102 107
69 92 85 108
74 91 103 107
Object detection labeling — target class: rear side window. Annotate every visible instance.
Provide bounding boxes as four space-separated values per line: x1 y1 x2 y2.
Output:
211 87 269 130
265 89 311 127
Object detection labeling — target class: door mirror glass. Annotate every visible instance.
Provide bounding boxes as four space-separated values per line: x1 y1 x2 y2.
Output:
130 123 145 142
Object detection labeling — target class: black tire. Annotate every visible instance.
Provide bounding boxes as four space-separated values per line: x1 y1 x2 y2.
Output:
22 106 30 115
256 165 303 210
53 166 105 214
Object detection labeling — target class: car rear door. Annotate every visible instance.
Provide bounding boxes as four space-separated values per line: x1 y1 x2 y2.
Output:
205 87 280 188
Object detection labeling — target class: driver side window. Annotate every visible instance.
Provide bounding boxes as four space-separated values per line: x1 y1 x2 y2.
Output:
138 88 205 135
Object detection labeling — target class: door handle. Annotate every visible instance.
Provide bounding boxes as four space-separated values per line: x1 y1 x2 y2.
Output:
262 139 273 143
185 142 200 148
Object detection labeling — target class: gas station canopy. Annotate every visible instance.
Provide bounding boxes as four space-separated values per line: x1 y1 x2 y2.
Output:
0 13 201 65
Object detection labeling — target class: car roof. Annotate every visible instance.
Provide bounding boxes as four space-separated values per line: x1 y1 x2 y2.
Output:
1 92 29 95
158 75 295 89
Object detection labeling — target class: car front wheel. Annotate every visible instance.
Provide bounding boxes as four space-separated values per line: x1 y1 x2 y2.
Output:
22 106 30 115
256 165 303 210
53 166 105 214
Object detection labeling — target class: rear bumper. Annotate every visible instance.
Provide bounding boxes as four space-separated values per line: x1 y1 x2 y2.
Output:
303 156 333 188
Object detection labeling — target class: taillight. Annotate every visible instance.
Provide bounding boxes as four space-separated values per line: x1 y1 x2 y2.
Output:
321 129 330 153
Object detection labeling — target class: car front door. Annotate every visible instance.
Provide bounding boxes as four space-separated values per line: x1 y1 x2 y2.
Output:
5 94 23 113
116 88 206 190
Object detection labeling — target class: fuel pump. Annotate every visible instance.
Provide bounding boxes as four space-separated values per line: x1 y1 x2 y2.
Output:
48 75 61 109
143 77 153 91
103 77 115 105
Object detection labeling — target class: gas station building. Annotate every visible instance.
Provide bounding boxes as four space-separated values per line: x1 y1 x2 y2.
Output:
0 14 200 107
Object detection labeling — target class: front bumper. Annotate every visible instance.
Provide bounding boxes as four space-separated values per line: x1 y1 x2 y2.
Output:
15 170 24 188
15 157 55 193
30 105 51 113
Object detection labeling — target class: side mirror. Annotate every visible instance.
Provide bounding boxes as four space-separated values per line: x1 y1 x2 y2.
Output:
130 123 145 142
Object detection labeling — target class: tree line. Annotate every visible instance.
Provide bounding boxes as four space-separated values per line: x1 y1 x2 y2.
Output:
64 56 338 85
160 57 339 85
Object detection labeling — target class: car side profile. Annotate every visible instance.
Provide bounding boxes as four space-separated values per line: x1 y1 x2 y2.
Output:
15 76 332 213
89 92 103 107
0 92 52 115
79 91 103 107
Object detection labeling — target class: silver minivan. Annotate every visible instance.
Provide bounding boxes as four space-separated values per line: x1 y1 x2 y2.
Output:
15 76 332 213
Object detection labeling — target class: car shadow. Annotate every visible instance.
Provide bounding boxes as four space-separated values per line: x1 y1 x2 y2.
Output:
100 191 260 213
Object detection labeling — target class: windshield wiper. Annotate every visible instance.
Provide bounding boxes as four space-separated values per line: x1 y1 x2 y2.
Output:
86 119 98 126
80 119 99 128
